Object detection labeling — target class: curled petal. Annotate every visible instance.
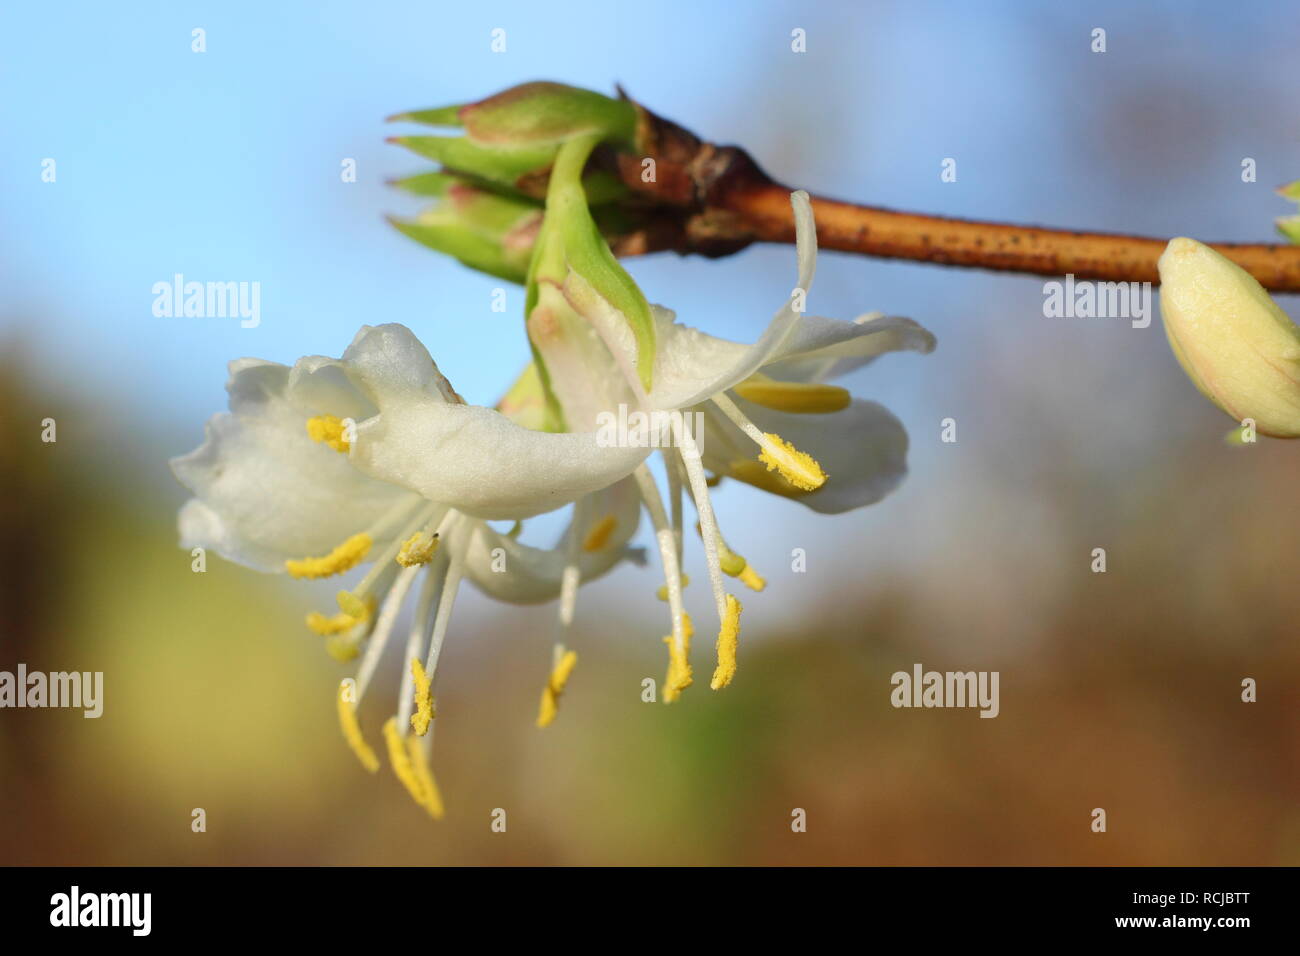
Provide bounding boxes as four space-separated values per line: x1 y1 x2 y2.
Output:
346 325 649 519
171 362 417 571
648 190 820 409
453 477 642 603
700 397 909 515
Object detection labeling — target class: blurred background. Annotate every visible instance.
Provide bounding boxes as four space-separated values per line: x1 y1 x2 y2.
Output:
1 0 1296 865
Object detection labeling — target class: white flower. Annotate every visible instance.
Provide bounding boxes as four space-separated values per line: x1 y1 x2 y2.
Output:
172 323 645 816
528 190 935 696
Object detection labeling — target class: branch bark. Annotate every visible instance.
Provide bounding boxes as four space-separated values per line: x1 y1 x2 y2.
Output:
607 101 1300 293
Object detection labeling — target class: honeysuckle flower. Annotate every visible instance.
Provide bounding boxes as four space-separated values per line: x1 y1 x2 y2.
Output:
171 323 647 816
1158 237 1300 439
522 132 936 699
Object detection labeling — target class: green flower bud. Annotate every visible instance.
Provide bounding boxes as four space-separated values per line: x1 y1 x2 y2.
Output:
526 133 656 392
388 82 636 192
1158 237 1300 438
1276 180 1300 244
387 177 541 284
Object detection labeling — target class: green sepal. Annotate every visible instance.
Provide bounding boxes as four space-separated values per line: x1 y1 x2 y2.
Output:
386 104 464 127
1276 214 1300 245
459 81 636 148
496 361 564 433
389 136 558 188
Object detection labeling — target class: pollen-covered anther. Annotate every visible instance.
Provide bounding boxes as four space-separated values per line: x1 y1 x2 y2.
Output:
305 610 357 636
407 733 445 819
337 682 379 773
710 595 742 691
662 613 693 703
410 658 435 736
383 717 443 819
582 514 617 552
756 433 827 491
285 533 372 579
536 649 578 728
396 531 439 567
733 375 851 414
307 590 374 638
305 414 352 453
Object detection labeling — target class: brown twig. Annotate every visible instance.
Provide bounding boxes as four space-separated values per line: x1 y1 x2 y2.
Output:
607 102 1300 293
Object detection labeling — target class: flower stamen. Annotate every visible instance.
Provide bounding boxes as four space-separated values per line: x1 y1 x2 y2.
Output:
410 658 436 736
337 682 379 773
285 532 372 579
581 514 618 551
536 647 578 728
305 414 352 452
383 717 442 818
711 392 827 491
397 530 439 567
732 374 851 414
710 595 743 690
662 612 694 703
700 523 766 593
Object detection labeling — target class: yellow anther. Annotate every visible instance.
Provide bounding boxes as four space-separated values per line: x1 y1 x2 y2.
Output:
337 682 379 773
756 433 827 491
733 375 851 414
662 613 693 703
582 514 617 552
655 573 689 602
705 472 723 488
336 589 372 620
726 460 813 499
710 595 742 691
739 565 767 592
536 649 578 728
406 733 445 819
326 633 362 662
306 610 357 635
410 658 435 736
383 717 441 818
285 533 372 579
308 593 373 658
698 522 766 593
397 531 439 567
306 414 352 452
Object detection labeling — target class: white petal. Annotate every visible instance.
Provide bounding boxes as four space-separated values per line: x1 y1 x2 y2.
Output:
177 497 284 572
344 324 649 520
341 323 462 406
351 400 649 520
171 361 418 571
648 190 819 409
701 397 909 514
759 313 936 383
452 477 642 603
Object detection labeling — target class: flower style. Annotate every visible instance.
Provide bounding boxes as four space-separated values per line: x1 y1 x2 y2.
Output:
171 323 647 816
523 134 936 700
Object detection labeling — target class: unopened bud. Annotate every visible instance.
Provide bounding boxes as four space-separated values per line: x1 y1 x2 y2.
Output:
387 178 541 283
1158 237 1300 438
387 82 635 192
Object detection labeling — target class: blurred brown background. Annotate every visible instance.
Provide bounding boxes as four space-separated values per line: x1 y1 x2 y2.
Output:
1 0 1297 865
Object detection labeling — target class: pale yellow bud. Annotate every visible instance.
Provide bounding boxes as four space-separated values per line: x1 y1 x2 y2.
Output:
1158 237 1300 438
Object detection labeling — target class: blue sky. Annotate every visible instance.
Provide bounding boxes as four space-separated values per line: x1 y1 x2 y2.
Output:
3 0 1297 626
